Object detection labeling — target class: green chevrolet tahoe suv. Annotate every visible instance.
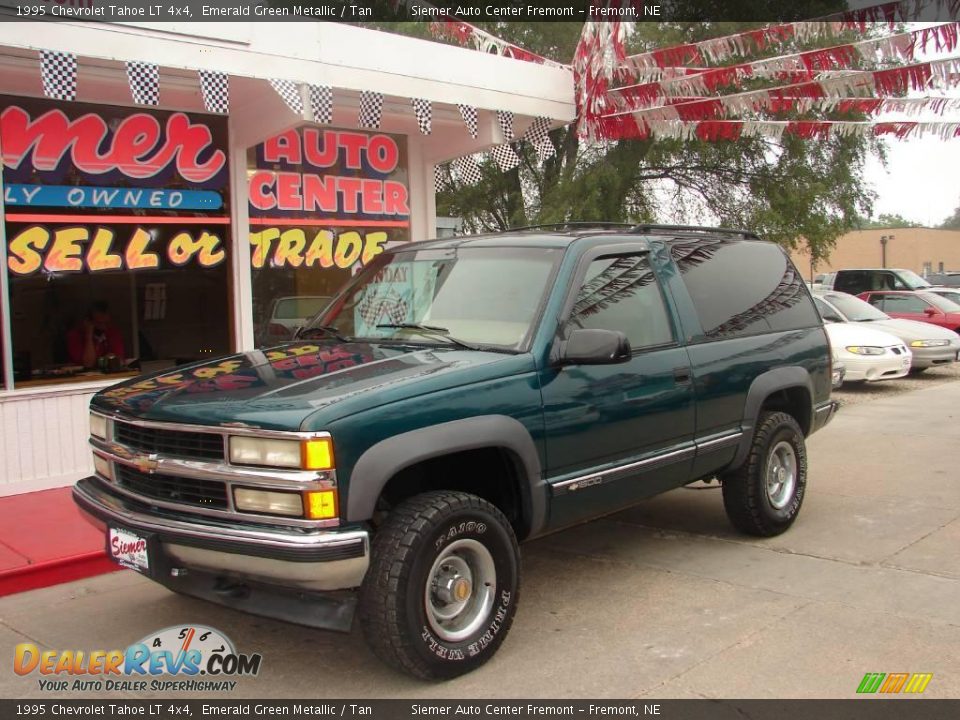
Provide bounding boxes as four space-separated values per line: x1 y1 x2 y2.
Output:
74 224 837 679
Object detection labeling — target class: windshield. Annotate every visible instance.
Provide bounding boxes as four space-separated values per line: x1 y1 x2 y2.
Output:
921 292 960 313
898 270 932 289
823 293 889 322
312 246 562 350
274 297 331 320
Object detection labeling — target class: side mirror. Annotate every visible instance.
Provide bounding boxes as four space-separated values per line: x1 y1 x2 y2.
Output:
557 328 631 366
924 307 939 316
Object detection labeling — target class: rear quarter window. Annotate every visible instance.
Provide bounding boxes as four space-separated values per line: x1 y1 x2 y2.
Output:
670 239 820 340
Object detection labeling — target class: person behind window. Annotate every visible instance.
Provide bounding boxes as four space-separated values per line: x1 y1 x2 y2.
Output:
67 301 125 369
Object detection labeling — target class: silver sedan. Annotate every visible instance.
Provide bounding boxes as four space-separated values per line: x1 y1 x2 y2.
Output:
813 290 960 372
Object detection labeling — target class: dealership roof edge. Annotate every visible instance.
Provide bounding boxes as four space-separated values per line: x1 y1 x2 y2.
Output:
0 21 575 124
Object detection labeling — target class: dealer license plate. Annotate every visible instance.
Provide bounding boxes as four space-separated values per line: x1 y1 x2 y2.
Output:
108 527 149 573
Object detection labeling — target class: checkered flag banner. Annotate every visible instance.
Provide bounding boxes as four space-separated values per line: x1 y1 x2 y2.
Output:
497 110 514 142
411 98 432 135
453 155 483 187
458 104 478 139
199 70 229 114
40 51 77 101
309 85 333 124
126 61 159 106
434 164 450 194
490 144 521 172
524 116 556 162
270 79 303 115
358 91 383 129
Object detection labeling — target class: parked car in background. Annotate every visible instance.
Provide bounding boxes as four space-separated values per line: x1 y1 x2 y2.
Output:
822 322 911 383
927 287 960 306
926 272 960 288
813 290 960 372
256 295 332 346
818 268 932 295
858 290 960 333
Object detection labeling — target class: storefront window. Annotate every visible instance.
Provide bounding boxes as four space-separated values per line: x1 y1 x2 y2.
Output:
1 96 232 387
247 126 411 346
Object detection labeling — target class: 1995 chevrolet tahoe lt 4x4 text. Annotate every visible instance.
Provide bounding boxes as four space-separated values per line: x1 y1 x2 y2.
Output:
74 224 838 679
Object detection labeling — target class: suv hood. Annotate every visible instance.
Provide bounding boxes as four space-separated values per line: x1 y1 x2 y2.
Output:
91 341 525 430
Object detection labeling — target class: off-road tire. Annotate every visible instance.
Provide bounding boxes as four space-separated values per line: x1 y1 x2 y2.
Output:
720 411 807 537
358 491 520 680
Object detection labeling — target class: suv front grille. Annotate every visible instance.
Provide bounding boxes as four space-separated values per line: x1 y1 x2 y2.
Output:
114 422 224 461
115 465 228 510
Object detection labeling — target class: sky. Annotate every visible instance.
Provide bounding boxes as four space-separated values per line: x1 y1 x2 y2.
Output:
863 22 960 227
864 137 960 227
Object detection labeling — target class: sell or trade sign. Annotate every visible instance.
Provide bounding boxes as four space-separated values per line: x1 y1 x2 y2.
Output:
6 224 227 275
249 228 387 269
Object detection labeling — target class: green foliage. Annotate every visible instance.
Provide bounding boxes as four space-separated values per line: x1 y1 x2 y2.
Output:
369 19 878 262
858 213 925 229
941 201 960 230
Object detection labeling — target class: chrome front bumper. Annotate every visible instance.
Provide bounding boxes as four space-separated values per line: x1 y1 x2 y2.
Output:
73 476 369 593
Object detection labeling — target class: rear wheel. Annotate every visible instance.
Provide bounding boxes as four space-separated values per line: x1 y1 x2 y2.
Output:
720 411 807 537
358 491 520 680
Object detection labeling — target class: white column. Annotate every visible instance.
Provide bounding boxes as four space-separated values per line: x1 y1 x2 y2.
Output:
227 116 255 352
0 130 14 389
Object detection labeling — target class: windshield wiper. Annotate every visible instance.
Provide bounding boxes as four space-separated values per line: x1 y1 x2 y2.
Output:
376 323 479 350
297 325 351 342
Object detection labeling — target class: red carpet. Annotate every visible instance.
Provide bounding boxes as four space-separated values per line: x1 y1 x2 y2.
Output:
0 487 120 596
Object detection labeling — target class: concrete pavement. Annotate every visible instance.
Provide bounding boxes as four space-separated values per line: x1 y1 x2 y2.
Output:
2 380 959 699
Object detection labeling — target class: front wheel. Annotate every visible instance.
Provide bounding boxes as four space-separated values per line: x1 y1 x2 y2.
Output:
720 411 808 537
358 491 520 680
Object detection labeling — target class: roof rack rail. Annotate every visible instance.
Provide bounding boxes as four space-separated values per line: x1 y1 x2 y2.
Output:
507 222 635 233
628 224 760 240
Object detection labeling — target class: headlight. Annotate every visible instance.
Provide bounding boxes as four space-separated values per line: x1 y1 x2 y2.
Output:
92 454 113 481
234 488 304 516
845 346 885 355
232 487 339 519
228 436 334 470
89 413 109 439
910 339 950 348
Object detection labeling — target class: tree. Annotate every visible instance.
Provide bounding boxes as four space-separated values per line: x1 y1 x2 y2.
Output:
858 213 924 229
370 19 879 263
941 200 960 230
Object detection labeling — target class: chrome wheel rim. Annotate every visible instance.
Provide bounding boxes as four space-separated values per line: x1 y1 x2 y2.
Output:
766 440 797 510
425 538 496 643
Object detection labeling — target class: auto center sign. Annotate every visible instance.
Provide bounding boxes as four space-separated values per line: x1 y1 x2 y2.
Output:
247 126 411 271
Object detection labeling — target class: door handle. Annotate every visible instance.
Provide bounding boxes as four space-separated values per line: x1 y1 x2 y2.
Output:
673 367 692 384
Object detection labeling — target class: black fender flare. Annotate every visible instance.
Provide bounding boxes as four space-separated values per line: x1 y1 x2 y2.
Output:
731 367 814 469
345 415 545 539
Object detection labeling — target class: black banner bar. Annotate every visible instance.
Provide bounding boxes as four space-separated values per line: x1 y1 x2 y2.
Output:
0 0 957 23
2 700 960 720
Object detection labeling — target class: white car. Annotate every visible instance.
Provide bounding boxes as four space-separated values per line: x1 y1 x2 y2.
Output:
824 322 912 383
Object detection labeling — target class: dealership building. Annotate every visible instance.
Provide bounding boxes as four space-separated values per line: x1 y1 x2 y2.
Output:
0 21 574 497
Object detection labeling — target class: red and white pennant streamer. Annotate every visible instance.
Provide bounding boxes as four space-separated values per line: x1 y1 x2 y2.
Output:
611 57 960 128
615 23 960 109
620 0 960 73
595 118 960 142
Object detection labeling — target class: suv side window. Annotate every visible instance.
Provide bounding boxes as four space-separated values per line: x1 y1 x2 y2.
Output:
570 254 674 349
880 294 928 313
834 271 868 294
670 239 819 339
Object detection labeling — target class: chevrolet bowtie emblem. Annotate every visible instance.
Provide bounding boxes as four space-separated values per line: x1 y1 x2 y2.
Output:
134 455 159 473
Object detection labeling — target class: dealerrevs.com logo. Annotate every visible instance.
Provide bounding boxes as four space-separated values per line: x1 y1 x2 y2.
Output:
14 625 262 693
